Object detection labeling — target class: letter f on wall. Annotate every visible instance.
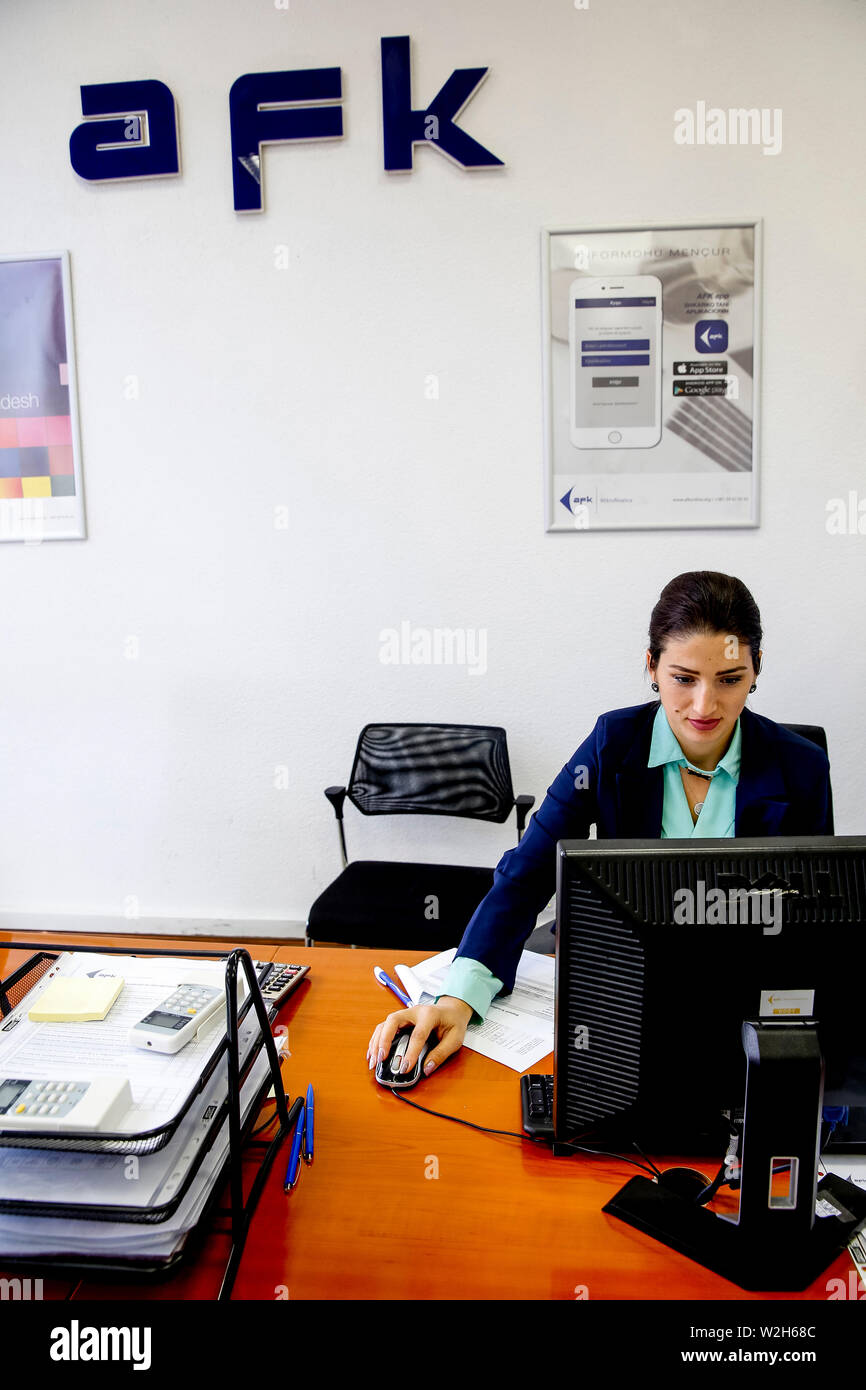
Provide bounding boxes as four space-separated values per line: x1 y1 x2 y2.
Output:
381 36 504 172
229 69 344 212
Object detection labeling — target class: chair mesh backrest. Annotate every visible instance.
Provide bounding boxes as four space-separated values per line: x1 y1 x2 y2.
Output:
347 724 515 822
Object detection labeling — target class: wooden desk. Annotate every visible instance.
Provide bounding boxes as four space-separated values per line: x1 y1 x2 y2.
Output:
0 933 857 1303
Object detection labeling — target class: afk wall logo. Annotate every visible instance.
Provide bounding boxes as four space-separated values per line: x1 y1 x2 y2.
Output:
68 36 503 212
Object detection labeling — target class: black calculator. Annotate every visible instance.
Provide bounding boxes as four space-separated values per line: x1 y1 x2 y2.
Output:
254 961 310 1008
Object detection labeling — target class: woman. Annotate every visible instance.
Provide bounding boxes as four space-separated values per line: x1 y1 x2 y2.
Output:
366 571 832 1081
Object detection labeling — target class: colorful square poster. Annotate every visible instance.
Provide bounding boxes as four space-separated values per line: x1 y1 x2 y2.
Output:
0 254 86 540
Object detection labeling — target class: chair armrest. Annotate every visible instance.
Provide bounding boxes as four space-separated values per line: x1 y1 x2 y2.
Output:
324 786 348 868
514 793 535 842
324 785 347 818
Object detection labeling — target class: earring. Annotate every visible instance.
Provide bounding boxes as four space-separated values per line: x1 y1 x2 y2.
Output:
651 682 659 692
749 684 757 693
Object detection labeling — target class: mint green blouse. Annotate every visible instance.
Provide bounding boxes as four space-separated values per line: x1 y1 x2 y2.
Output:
436 705 741 1022
649 703 740 839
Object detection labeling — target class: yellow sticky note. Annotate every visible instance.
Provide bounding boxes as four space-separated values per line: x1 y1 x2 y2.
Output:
28 977 124 1022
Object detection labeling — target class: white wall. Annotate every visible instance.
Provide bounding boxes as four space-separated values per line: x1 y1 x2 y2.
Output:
1 0 864 932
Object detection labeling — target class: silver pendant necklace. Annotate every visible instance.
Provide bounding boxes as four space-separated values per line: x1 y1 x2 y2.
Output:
683 763 715 816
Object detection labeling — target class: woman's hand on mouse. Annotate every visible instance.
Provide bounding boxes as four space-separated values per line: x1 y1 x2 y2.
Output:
366 997 474 1078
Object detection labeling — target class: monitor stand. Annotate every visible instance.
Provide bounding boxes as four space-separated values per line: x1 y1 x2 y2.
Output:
603 1020 866 1291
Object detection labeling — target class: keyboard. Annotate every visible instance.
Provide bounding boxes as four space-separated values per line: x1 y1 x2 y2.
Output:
520 1072 555 1139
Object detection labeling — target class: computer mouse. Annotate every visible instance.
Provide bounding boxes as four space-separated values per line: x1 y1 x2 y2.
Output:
375 1026 435 1090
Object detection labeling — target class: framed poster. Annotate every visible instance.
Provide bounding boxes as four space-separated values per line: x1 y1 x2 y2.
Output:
0 252 86 541
542 220 761 532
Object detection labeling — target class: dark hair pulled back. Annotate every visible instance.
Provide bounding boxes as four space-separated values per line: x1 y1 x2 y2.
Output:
648 572 762 676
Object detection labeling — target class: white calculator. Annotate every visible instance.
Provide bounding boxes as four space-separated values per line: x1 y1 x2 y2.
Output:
128 982 226 1055
0 1076 132 1133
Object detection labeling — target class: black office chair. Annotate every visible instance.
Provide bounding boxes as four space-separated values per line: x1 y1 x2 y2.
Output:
306 723 535 950
780 723 834 833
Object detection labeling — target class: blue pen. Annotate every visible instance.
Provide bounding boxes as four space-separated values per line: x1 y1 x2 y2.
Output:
373 966 412 1008
283 1097 305 1193
304 1082 314 1164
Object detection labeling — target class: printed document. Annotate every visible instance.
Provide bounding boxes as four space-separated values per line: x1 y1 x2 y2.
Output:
396 948 554 1073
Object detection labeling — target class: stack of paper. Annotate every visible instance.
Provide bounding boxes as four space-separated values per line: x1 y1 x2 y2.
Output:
0 1050 271 1259
0 952 252 1134
0 952 280 1265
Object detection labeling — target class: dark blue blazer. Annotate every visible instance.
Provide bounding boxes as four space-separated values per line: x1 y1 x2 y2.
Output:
454 701 832 995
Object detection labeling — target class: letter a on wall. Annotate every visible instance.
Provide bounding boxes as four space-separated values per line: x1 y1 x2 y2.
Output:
69 80 180 181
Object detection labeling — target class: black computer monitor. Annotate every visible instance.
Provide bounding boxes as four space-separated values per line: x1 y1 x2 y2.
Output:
554 835 866 1151
553 836 866 1288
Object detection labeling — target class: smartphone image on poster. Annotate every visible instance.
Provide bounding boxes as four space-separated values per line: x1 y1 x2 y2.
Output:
568 275 663 448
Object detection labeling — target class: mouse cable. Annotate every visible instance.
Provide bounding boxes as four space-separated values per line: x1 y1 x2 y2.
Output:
542 1131 662 1179
631 1139 663 1180
391 1090 660 1180
543 1131 663 1179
